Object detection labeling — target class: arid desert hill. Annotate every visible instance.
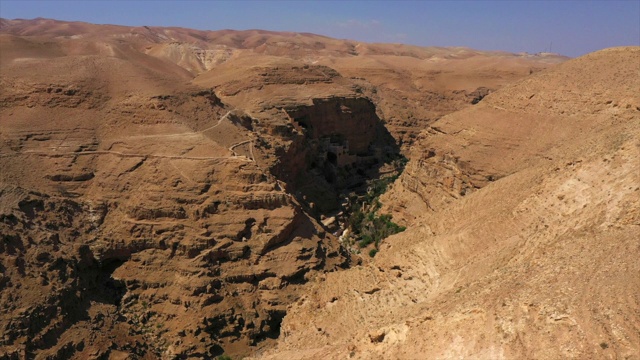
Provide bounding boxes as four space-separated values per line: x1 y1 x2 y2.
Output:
1 17 633 360
255 46 640 359
1 17 567 150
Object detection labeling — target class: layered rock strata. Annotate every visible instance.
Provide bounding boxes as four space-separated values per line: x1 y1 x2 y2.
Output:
256 47 640 359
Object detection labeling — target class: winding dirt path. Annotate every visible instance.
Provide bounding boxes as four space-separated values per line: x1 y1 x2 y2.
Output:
228 139 253 158
6 150 253 162
4 110 260 164
124 110 234 140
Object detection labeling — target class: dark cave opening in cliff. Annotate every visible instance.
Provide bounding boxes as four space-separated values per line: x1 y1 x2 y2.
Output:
93 258 127 306
327 151 338 166
279 98 403 227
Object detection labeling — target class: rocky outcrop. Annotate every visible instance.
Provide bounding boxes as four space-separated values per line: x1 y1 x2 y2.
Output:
257 47 640 360
0 38 349 359
273 97 398 212
193 56 401 215
382 46 640 226
285 97 378 155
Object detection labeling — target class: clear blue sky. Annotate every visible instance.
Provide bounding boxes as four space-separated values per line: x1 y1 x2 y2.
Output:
1 0 638 57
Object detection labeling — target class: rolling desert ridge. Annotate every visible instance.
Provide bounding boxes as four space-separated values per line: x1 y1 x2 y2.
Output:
0 16 638 360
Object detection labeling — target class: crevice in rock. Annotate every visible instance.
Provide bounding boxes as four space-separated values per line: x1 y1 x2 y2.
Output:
93 258 127 306
273 97 403 230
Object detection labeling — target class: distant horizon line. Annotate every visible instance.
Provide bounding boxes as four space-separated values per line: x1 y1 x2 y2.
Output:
1 16 574 58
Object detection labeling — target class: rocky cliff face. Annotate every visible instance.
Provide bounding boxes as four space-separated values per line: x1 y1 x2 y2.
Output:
382 46 640 226
193 58 400 216
285 97 378 155
1 166 349 359
256 47 640 360
277 97 397 213
0 38 350 359
0 18 573 359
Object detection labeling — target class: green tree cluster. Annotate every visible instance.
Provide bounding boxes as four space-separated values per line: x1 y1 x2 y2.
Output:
347 176 406 257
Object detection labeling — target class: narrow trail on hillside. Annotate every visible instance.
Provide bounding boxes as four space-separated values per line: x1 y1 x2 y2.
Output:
226 108 258 162
228 139 255 161
5 150 253 162
4 110 260 163
123 110 234 140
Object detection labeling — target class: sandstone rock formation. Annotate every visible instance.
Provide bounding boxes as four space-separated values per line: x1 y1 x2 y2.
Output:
0 24 348 358
257 47 640 359
1 18 573 359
